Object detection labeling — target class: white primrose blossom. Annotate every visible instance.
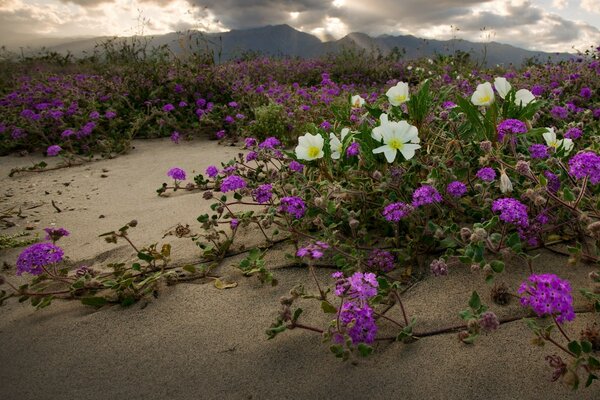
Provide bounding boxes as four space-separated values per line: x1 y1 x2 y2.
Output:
371 116 420 163
351 95 365 108
386 81 410 106
295 132 325 161
514 89 536 106
471 82 495 106
330 128 350 160
543 127 573 154
493 77 512 99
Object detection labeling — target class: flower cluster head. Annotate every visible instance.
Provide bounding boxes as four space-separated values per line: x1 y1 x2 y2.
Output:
297 241 329 259
544 171 561 194
220 175 247 192
47 145 62 157
479 311 500 332
564 127 582 140
346 142 360 157
244 137 257 148
252 184 273 204
279 196 306 219
16 242 64 276
258 137 280 150
288 161 304 173
568 151 600 184
492 197 529 227
529 144 549 159
167 167 186 181
476 167 496 182
295 132 324 161
382 202 413 222
162 103 175 112
412 185 442 207
446 181 467 198
366 249 395 272
338 301 378 345
518 274 575 323
44 227 69 243
348 272 379 301
371 114 420 163
430 258 448 277
497 119 527 142
170 131 181 144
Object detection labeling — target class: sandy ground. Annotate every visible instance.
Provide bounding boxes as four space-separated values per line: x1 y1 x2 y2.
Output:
0 137 599 400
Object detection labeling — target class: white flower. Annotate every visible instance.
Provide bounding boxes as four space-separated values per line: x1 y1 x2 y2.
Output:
372 119 420 163
499 170 513 194
350 95 365 109
371 113 388 142
493 77 512 99
471 82 495 106
514 89 535 106
543 127 573 154
386 81 410 106
295 132 325 161
330 128 350 160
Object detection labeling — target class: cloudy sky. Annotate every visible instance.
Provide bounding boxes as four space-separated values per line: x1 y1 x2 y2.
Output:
1 0 599 52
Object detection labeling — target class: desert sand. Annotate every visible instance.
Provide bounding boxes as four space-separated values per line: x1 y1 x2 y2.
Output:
0 137 598 400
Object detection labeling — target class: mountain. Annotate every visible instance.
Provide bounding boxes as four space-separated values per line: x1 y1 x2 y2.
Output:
9 24 571 67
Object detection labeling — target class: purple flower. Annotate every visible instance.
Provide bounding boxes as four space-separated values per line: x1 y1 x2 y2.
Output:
529 144 549 159
162 104 175 112
347 272 379 301
178 101 187 108
366 249 395 272
580 87 592 99
170 131 181 144
252 184 273 204
259 137 281 149
550 106 568 119
61 129 75 138
289 161 304 173
442 101 457 109
220 175 247 192
196 98 206 107
279 196 306 219
564 127 582 140
492 198 529 227
246 151 258 162
382 202 412 222
476 167 496 182
174 84 184 94
339 302 378 344
531 85 545 96
16 243 64 276
215 130 226 139
44 227 70 243
412 185 442 207
167 167 186 181
105 111 117 119
497 119 527 142
228 101 238 108
346 142 360 157
224 115 235 124
320 120 332 130
230 219 239 229
205 165 219 178
235 113 245 120
46 145 62 156
479 311 500 332
89 111 100 119
244 137 257 148
544 171 561 193
446 181 467 198
518 274 575 323
568 151 600 184
296 241 329 259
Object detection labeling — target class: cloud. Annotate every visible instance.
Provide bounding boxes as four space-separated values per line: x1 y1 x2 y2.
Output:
581 0 600 14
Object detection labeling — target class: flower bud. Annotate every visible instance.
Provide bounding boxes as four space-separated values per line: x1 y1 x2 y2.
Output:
480 141 492 152
372 170 382 181
515 160 530 175
470 264 480 272
467 318 480 333
460 227 472 241
349 218 360 230
457 330 470 342
314 197 324 207
202 191 213 200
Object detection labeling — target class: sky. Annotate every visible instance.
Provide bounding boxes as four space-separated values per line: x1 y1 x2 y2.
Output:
1 0 599 53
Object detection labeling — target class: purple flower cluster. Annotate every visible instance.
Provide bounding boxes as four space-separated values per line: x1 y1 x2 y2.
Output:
288 161 304 173
339 301 378 344
366 249 395 272
492 198 529 227
296 241 329 259
259 137 281 149
47 145 62 156
16 242 64 276
476 167 496 182
446 181 467 198
244 137 257 148
568 151 600 184
518 274 575 324
220 175 247 192
205 165 219 178
479 311 500 332
564 127 582 140
412 185 442 207
347 272 379 301
44 227 70 243
279 196 306 219
252 184 273 204
346 142 360 157
529 144 549 159
497 119 527 142
382 202 412 222
430 258 448 277
170 131 181 144
550 106 568 119
167 167 186 181
544 171 561 193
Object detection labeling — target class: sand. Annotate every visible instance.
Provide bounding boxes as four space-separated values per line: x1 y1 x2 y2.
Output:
0 137 599 400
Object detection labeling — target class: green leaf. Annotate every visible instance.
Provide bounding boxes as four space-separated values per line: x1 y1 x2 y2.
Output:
182 265 197 274
81 297 108 308
585 374 598 388
468 291 481 310
562 187 576 202
581 341 593 354
588 356 600 368
321 301 338 314
292 308 303 322
266 323 287 339
137 251 154 262
376 277 390 290
357 343 374 357
568 340 582 357
131 263 141 271
490 260 505 273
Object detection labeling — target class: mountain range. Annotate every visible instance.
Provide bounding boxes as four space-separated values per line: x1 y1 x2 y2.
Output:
9 24 572 67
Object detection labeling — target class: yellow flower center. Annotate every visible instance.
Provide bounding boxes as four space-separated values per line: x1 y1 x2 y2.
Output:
394 95 406 103
478 94 490 103
549 140 558 149
308 146 320 158
388 138 404 151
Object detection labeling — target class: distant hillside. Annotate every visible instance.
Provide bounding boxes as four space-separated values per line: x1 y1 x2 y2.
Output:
10 24 572 67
